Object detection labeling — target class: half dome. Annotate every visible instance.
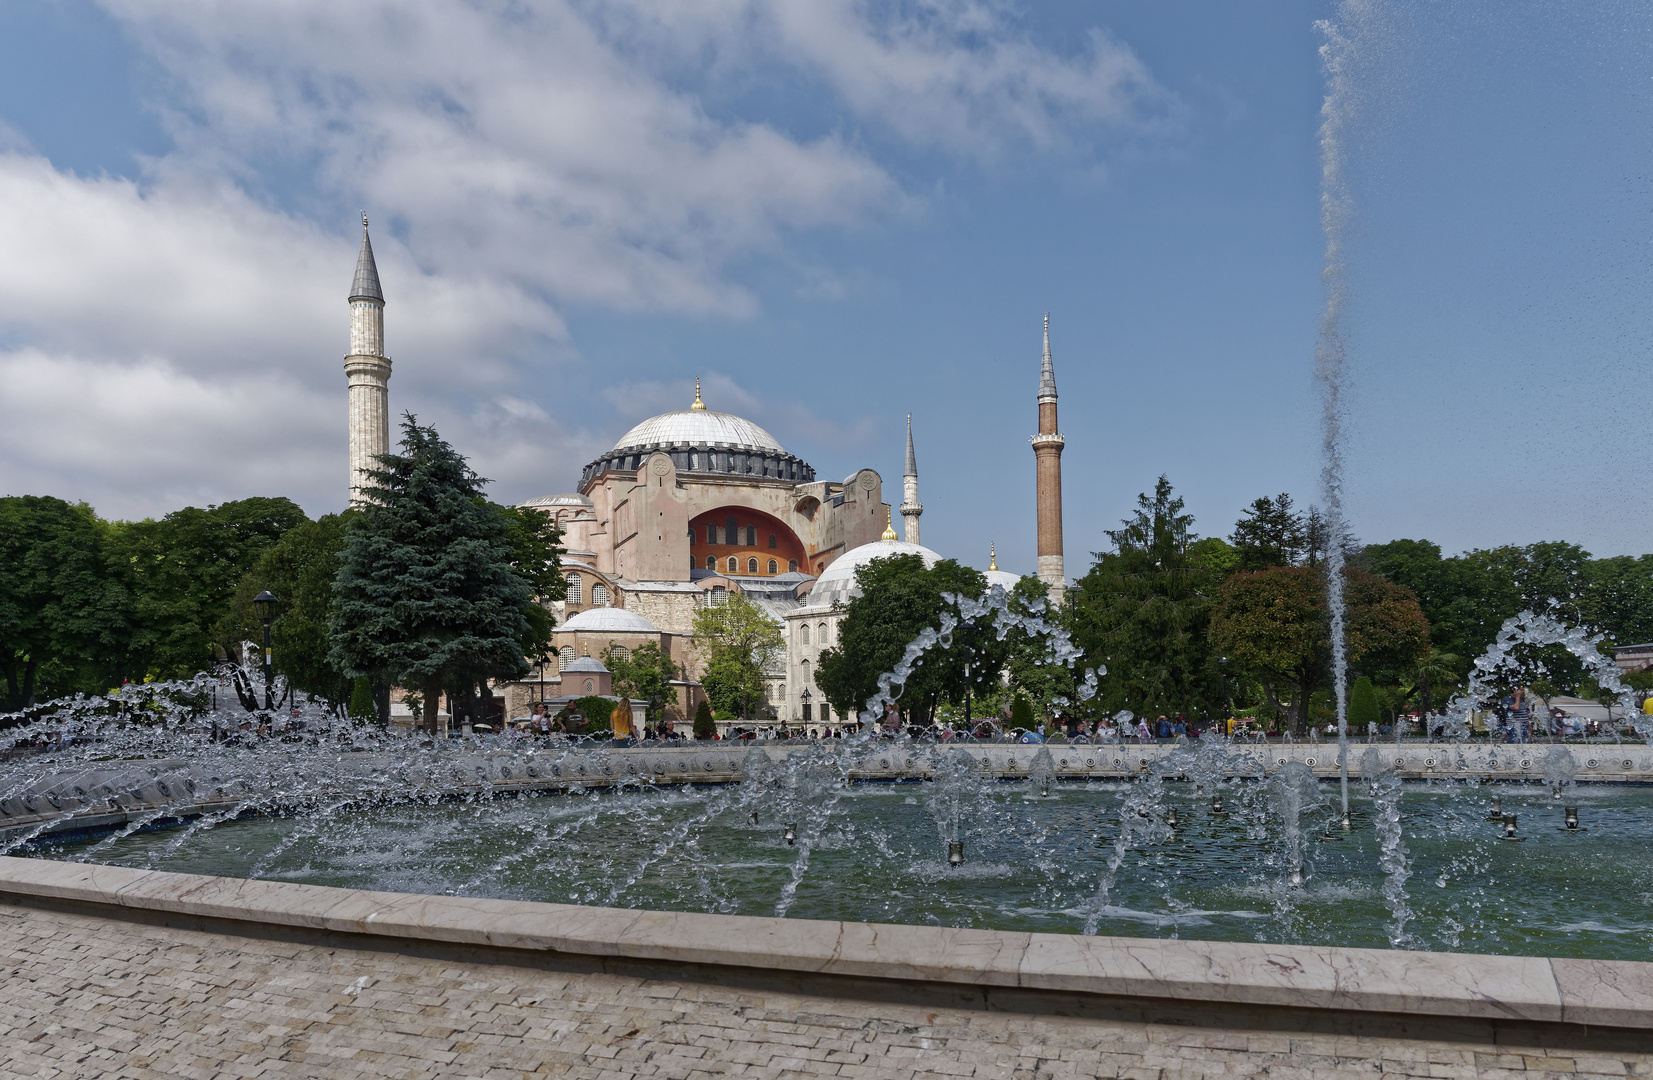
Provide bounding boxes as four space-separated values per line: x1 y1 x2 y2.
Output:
809 538 942 607
560 608 661 634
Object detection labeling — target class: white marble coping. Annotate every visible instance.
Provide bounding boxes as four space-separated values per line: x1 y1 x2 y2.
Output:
0 856 1646 1029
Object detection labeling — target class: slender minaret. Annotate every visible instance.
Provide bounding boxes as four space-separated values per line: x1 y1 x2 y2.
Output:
344 213 390 503
900 413 923 544
1032 314 1066 604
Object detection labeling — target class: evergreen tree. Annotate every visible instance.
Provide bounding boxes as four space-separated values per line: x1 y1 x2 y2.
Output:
328 416 532 734
1230 494 1305 572
1009 691 1036 732
347 676 376 722
1069 477 1220 721
692 698 716 740
1347 675 1380 733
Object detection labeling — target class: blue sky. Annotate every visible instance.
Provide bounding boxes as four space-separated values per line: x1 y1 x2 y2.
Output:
0 0 1648 576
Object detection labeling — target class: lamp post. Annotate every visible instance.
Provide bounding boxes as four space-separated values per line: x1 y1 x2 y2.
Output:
1218 656 1232 733
800 687 812 726
252 590 278 712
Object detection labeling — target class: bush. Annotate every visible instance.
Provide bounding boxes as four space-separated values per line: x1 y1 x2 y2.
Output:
1348 676 1380 732
348 677 376 723
1010 692 1035 732
571 695 616 737
692 699 716 740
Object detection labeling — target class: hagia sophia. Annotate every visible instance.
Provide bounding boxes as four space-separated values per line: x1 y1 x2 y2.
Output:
343 218 1066 732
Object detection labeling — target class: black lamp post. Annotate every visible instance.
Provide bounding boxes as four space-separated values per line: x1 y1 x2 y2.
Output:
800 687 812 726
253 590 278 711
1218 656 1232 730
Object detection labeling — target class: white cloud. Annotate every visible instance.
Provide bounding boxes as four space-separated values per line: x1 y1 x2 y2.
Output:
0 0 1167 518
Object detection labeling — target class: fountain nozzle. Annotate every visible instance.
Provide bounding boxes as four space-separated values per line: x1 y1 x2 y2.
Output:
1210 795 1224 815
784 823 796 846
1340 810 1351 831
1165 805 1178 828
749 810 759 826
947 841 964 867
1486 796 1503 821
1562 806 1583 832
1501 813 1523 842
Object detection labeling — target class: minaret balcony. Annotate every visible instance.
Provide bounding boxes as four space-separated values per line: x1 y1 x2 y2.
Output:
1029 433 1066 448
900 503 924 516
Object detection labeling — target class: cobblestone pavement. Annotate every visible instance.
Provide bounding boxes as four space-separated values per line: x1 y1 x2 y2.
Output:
0 904 1645 1080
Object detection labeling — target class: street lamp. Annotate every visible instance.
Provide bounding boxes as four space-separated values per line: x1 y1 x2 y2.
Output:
253 590 278 711
1218 656 1232 729
800 687 812 726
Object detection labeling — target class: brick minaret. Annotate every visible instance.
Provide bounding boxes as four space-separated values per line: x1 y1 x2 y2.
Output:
1032 314 1066 604
900 414 923 544
344 214 390 503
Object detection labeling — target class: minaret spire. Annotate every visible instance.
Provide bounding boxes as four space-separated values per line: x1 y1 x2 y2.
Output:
691 377 706 410
1031 314 1066 604
345 214 391 503
900 413 923 544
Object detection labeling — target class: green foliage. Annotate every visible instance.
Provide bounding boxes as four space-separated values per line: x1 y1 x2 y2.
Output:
0 496 131 711
327 416 531 732
815 554 1006 726
1347 675 1380 732
495 503 565 660
219 514 352 708
692 594 783 722
1230 494 1307 572
565 694 616 737
348 676 375 721
111 496 308 679
1009 692 1035 732
692 698 716 739
1188 536 1240 577
1002 575 1075 720
604 642 680 720
1069 476 1220 721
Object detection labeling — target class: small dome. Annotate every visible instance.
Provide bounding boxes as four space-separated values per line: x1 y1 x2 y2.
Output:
519 493 593 509
610 408 786 456
560 608 660 634
810 538 942 607
562 655 609 673
984 569 1021 593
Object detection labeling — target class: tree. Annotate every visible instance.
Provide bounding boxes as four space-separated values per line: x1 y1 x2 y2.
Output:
692 698 716 740
110 497 308 679
1010 692 1036 732
604 642 681 722
1069 477 1220 721
815 555 1005 726
328 416 533 734
219 514 353 710
348 676 376 722
496 503 566 661
1230 494 1305 572
691 594 783 723
1002 575 1075 722
1210 564 1430 733
1348 675 1380 733
0 496 131 712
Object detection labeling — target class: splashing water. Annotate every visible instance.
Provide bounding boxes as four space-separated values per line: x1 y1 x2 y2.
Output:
1362 747 1413 947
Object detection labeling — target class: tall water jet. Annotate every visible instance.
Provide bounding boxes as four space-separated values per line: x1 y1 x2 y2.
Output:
1361 747 1412 947
1268 762 1323 891
1313 3 1365 820
1027 746 1057 797
926 747 987 865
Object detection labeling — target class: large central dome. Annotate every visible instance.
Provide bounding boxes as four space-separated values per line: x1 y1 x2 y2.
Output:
579 383 815 490
610 408 785 456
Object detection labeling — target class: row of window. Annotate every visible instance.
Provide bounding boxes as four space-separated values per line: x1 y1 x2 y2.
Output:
689 522 779 549
564 573 607 606
696 556 797 575
797 621 831 646
555 644 630 670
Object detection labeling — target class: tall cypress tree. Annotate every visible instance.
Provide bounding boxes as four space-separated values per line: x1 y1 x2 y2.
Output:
328 416 531 733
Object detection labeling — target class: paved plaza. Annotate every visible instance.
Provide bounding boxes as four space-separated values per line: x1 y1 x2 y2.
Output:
1 902 1644 1080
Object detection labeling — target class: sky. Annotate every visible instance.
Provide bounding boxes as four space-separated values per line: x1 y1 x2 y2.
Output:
0 0 1650 576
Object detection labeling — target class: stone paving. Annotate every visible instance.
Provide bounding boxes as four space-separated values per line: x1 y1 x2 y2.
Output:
0 903 1646 1080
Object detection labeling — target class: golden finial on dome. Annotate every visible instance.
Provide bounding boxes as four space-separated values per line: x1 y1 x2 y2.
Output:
881 506 898 542
989 542 998 571
690 378 706 410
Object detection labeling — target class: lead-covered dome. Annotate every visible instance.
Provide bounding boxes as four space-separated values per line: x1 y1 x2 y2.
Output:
580 384 815 490
808 538 942 608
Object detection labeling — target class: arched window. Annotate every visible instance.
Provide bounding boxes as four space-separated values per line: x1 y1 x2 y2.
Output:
591 583 608 607
768 559 778 575
559 646 574 670
688 529 696 546
726 556 738 573
747 557 758 574
690 555 698 571
788 560 798 573
609 645 629 662
566 573 582 605
583 679 595 693
745 525 756 546
800 624 810 645
768 533 777 549
706 556 717 570
818 622 828 645
706 524 718 545
725 515 738 540
710 585 727 606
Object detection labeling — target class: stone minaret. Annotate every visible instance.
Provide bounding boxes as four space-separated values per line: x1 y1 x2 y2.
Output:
900 414 923 544
344 214 390 503
1032 314 1066 604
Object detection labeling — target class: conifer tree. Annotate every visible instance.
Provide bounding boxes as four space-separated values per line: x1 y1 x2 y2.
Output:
328 416 532 734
